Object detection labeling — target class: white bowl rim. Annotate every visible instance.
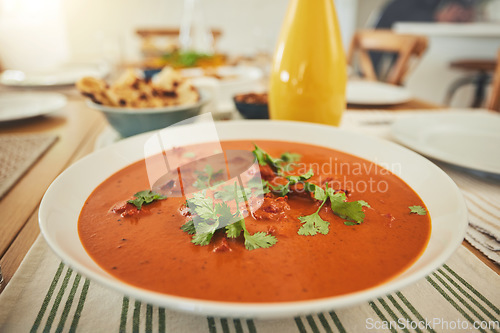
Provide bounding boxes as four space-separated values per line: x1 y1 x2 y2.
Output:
38 120 468 319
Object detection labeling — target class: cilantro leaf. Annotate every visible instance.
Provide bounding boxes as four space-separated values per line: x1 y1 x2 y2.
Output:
298 213 330 235
297 191 330 236
328 191 365 223
269 182 290 197
252 144 283 173
214 185 253 202
359 200 371 208
409 205 427 215
286 168 314 184
193 196 217 220
268 169 314 197
225 184 278 250
193 165 224 190
127 190 167 210
281 152 302 172
225 220 244 238
180 220 196 234
247 176 266 188
313 185 327 201
280 152 302 163
245 177 270 197
183 180 278 250
191 232 213 246
303 182 320 194
244 231 277 250
195 221 219 235
215 202 232 219
344 221 358 226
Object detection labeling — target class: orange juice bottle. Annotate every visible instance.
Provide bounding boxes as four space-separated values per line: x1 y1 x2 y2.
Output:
269 0 346 126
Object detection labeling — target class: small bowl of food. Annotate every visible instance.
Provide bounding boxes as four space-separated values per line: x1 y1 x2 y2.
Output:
233 92 268 119
77 67 210 138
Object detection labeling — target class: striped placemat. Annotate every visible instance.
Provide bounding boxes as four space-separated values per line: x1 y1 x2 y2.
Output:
0 133 57 198
0 237 498 332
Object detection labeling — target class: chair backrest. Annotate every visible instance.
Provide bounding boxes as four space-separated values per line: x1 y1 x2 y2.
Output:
487 50 500 112
347 30 428 86
136 28 222 55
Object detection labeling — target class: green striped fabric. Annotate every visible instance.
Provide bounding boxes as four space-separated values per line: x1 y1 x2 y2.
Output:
11 249 495 333
0 239 498 333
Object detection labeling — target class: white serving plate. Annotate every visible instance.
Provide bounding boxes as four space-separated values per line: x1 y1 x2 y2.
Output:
0 92 67 122
391 111 500 175
184 66 264 112
0 62 109 87
39 120 467 318
347 80 412 105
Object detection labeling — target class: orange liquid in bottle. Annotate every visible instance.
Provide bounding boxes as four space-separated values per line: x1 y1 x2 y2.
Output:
269 0 347 126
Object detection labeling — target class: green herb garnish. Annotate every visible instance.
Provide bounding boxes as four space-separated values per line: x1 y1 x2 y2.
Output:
127 190 167 210
327 190 365 224
297 184 330 236
229 184 277 250
268 169 314 197
252 145 369 233
281 152 302 163
252 145 305 175
409 205 427 215
285 168 314 184
181 184 277 250
225 219 278 250
162 50 212 67
280 152 302 172
193 165 224 190
358 200 371 208
252 144 283 173
269 182 291 197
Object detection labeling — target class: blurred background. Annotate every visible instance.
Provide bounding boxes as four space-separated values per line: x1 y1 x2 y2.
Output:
1 0 500 107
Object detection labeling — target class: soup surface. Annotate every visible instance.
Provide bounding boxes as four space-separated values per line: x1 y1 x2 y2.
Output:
78 140 431 303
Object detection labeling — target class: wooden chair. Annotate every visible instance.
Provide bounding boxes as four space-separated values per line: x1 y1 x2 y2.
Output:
445 59 497 107
347 30 428 86
487 50 500 112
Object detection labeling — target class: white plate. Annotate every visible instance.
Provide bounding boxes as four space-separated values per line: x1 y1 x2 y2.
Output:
39 121 467 318
184 66 264 112
0 62 109 87
181 65 263 85
0 92 67 122
391 111 500 175
346 80 412 105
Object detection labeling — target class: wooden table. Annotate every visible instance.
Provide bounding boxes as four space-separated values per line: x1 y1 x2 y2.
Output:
347 98 443 110
0 93 497 295
0 95 106 292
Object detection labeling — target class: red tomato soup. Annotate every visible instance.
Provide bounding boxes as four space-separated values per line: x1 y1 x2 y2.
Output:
78 140 431 303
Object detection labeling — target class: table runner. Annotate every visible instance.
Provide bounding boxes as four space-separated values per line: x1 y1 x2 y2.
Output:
0 236 498 333
0 133 57 198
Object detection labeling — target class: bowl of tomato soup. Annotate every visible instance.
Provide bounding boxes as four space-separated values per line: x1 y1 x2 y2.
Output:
39 120 467 318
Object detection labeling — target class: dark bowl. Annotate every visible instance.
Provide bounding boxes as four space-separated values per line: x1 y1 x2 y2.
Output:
233 93 269 119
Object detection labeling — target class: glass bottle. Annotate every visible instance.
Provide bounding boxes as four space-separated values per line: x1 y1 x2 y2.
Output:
179 0 214 54
269 0 346 126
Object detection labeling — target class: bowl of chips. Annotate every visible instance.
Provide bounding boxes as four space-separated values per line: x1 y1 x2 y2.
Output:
77 67 210 137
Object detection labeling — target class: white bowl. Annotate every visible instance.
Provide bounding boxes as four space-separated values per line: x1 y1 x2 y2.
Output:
39 120 467 318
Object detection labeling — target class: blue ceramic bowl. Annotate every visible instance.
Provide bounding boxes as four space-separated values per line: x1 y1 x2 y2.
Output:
86 91 210 137
233 94 269 119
